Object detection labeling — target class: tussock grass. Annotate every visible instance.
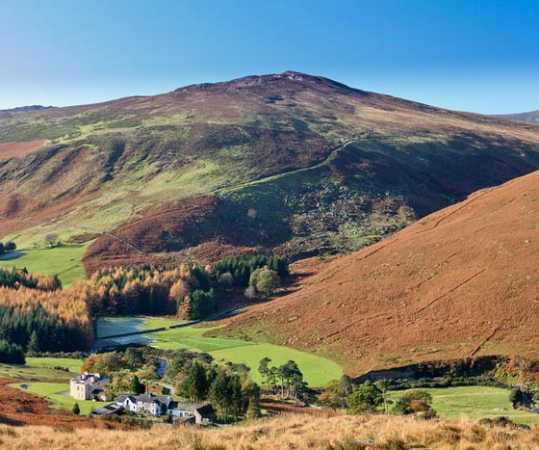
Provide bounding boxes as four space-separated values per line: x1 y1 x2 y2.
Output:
2 414 539 449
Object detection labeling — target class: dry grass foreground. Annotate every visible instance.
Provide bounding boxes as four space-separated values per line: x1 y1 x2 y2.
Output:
2 414 539 449
217 170 539 374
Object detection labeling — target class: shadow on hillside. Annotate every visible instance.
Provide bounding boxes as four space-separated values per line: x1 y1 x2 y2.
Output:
0 251 26 261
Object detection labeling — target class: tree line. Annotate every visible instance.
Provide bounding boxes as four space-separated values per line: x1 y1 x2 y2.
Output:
319 377 436 418
0 303 89 359
0 267 62 291
0 241 16 256
258 357 310 401
79 254 289 320
0 253 288 358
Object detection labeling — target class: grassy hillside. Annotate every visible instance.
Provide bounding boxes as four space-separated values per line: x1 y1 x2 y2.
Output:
389 386 539 425
215 170 539 374
2 72 539 274
0 245 87 287
2 414 538 449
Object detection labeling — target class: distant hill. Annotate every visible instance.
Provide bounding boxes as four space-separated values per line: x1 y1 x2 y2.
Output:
495 110 539 124
216 170 539 375
1 71 539 270
0 105 54 114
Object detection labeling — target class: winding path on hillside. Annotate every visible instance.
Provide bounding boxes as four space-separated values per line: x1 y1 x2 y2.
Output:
75 139 360 256
215 139 357 194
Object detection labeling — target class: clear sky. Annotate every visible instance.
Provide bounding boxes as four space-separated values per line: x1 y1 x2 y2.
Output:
1 0 539 113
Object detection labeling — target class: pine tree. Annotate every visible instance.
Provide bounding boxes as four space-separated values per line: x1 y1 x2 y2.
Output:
72 403 80 415
27 331 40 354
181 362 209 401
131 375 145 394
245 383 262 419
209 370 232 421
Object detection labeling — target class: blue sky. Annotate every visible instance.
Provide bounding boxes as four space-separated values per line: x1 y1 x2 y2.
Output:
1 0 539 113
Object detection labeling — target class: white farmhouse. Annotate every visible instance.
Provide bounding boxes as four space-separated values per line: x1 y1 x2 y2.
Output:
70 372 110 401
118 394 173 416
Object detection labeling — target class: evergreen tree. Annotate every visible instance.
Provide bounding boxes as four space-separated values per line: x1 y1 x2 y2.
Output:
181 362 209 401
131 375 145 394
209 370 233 421
72 403 80 415
347 381 383 414
0 339 25 364
258 357 272 384
27 331 40 354
245 382 262 419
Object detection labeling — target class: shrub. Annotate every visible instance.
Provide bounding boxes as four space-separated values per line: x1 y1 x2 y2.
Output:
346 381 383 414
392 390 435 417
249 267 280 296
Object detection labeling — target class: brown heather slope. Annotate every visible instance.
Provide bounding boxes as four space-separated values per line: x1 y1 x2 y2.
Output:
216 171 539 375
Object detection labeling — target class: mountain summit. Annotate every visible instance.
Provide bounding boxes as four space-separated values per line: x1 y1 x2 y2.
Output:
1 72 539 270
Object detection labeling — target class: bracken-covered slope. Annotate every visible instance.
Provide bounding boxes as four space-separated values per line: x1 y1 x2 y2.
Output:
216 171 539 375
2 71 539 268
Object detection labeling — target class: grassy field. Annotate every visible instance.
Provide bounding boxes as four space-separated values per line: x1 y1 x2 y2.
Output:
389 386 539 425
211 343 343 386
14 382 108 415
95 316 343 387
3 357 98 416
0 364 72 382
25 357 83 373
0 245 88 287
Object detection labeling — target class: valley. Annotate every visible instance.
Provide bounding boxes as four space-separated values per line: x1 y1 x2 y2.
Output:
1 71 539 443
94 316 342 386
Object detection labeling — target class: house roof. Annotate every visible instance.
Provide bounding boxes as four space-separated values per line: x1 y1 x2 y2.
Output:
72 372 109 384
128 393 173 406
174 401 212 413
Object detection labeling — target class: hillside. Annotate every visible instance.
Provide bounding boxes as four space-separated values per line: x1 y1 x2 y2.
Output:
2 72 539 271
2 414 538 450
215 170 539 375
497 110 539 124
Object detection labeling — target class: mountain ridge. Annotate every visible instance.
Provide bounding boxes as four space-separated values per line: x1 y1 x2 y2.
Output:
496 110 539 125
1 71 539 270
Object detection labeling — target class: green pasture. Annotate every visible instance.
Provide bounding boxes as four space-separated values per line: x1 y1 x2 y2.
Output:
0 245 88 287
4 357 100 416
14 382 108 416
95 316 343 387
25 357 83 373
389 386 539 425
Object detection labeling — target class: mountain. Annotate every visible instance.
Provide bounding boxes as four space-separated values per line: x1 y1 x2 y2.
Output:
2 71 539 270
0 105 54 114
496 110 539 125
215 170 539 375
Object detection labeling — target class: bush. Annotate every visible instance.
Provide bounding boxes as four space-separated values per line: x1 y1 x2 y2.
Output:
392 390 435 417
346 381 383 414
249 267 280 296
